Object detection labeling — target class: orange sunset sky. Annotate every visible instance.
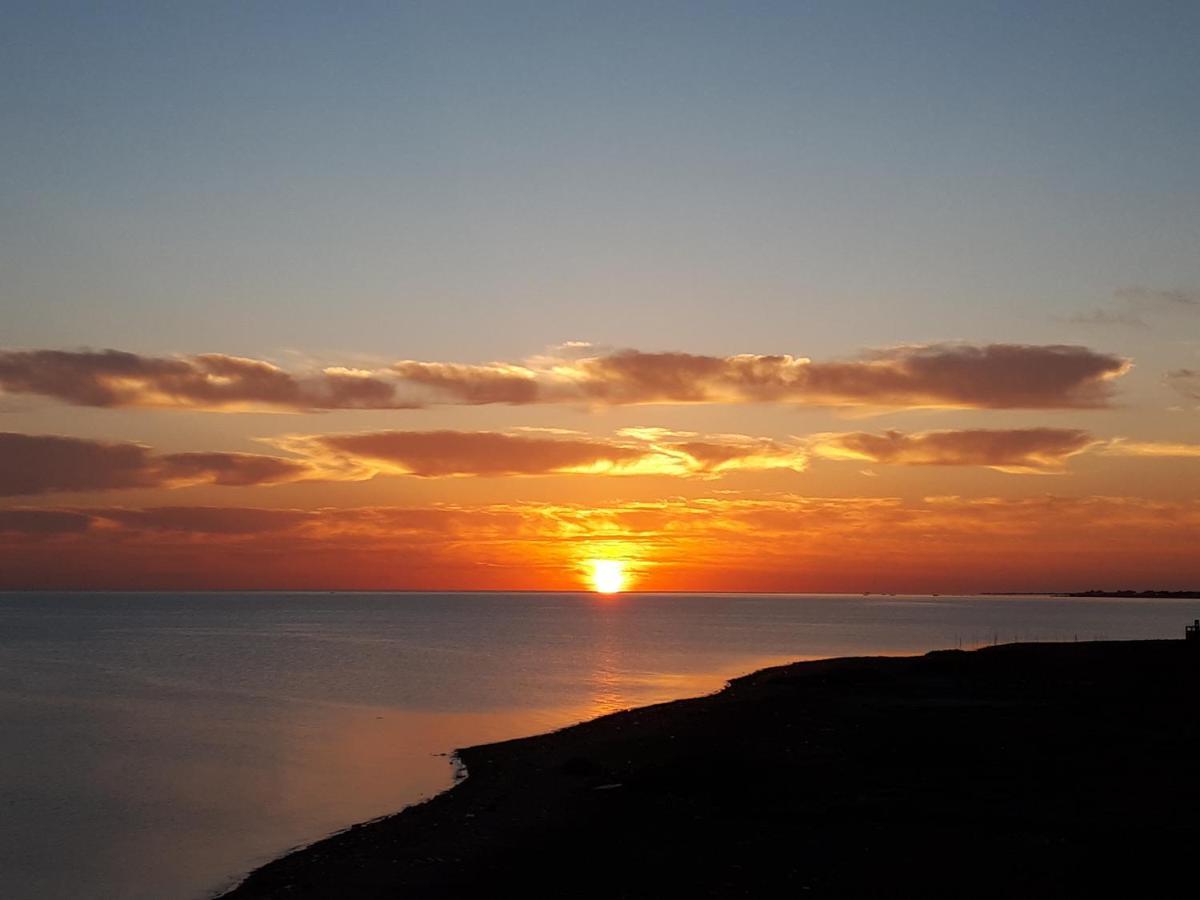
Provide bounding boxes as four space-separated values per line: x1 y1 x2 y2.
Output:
2 4 1198 592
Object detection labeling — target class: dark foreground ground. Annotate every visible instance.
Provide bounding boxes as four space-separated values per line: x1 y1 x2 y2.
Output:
223 641 1200 899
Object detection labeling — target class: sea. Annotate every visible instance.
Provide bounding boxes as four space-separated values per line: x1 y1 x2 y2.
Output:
1 591 1195 900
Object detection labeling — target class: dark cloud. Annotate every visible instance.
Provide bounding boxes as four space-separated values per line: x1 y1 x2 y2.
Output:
0 509 92 535
812 428 1097 472
390 361 540 404
573 352 730 403
797 345 1126 409
93 506 315 534
0 433 154 495
0 349 411 411
0 433 312 496
566 344 1129 408
155 452 311 487
1166 369 1200 401
0 344 1131 412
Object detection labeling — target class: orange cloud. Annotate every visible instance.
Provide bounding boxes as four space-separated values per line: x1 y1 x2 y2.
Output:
1 494 1196 591
4 425 1152 498
0 433 311 496
0 343 1131 411
9 425 1171 498
276 429 809 478
291 430 647 477
810 428 1098 473
1101 439 1200 458
0 429 812 497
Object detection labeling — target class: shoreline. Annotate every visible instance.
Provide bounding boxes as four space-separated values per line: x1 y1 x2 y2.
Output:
220 640 1200 898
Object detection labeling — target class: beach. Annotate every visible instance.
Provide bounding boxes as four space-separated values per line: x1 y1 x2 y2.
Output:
221 639 1200 898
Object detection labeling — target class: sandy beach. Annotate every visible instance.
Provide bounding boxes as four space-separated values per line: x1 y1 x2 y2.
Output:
220 639 1200 898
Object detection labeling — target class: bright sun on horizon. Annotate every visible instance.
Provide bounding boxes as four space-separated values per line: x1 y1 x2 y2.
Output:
588 559 627 594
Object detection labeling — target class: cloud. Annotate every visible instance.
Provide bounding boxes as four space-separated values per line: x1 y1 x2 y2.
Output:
1068 287 1200 327
1114 287 1200 309
519 344 1129 409
389 361 539 404
0 509 92 535
276 429 810 478
0 429 813 497
1102 440 1200 458
2 495 1197 591
0 433 313 496
292 430 646 477
154 452 313 487
0 432 156 495
1067 309 1148 328
4 495 1191 543
661 440 806 474
810 428 1098 473
0 349 413 411
1166 369 1200 401
3 425 1141 498
9 424 1175 498
0 343 1131 412
93 506 315 534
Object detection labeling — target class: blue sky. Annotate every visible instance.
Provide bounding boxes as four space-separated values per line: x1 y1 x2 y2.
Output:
4 1 1198 361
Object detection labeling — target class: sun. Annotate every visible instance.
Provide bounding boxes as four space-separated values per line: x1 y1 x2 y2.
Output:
588 559 627 594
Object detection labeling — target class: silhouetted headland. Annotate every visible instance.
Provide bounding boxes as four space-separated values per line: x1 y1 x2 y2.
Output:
222 640 1200 899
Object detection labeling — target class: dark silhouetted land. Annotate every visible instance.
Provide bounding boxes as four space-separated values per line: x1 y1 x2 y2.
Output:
222 641 1200 899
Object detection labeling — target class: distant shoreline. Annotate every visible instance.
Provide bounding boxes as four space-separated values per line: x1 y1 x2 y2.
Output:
220 639 1200 898
977 590 1200 599
1058 589 1200 599
6 588 1199 598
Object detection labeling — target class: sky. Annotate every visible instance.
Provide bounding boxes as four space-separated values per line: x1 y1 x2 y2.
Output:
2 1 1198 591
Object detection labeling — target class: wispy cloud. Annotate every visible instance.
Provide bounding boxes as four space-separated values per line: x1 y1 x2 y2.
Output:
0 343 1132 412
1101 439 1200 458
809 428 1098 473
1067 286 1200 328
1166 369 1200 402
1115 287 1200 309
5 495 1194 542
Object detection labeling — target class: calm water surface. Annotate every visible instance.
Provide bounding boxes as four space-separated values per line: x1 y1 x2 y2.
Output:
0 591 1194 899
